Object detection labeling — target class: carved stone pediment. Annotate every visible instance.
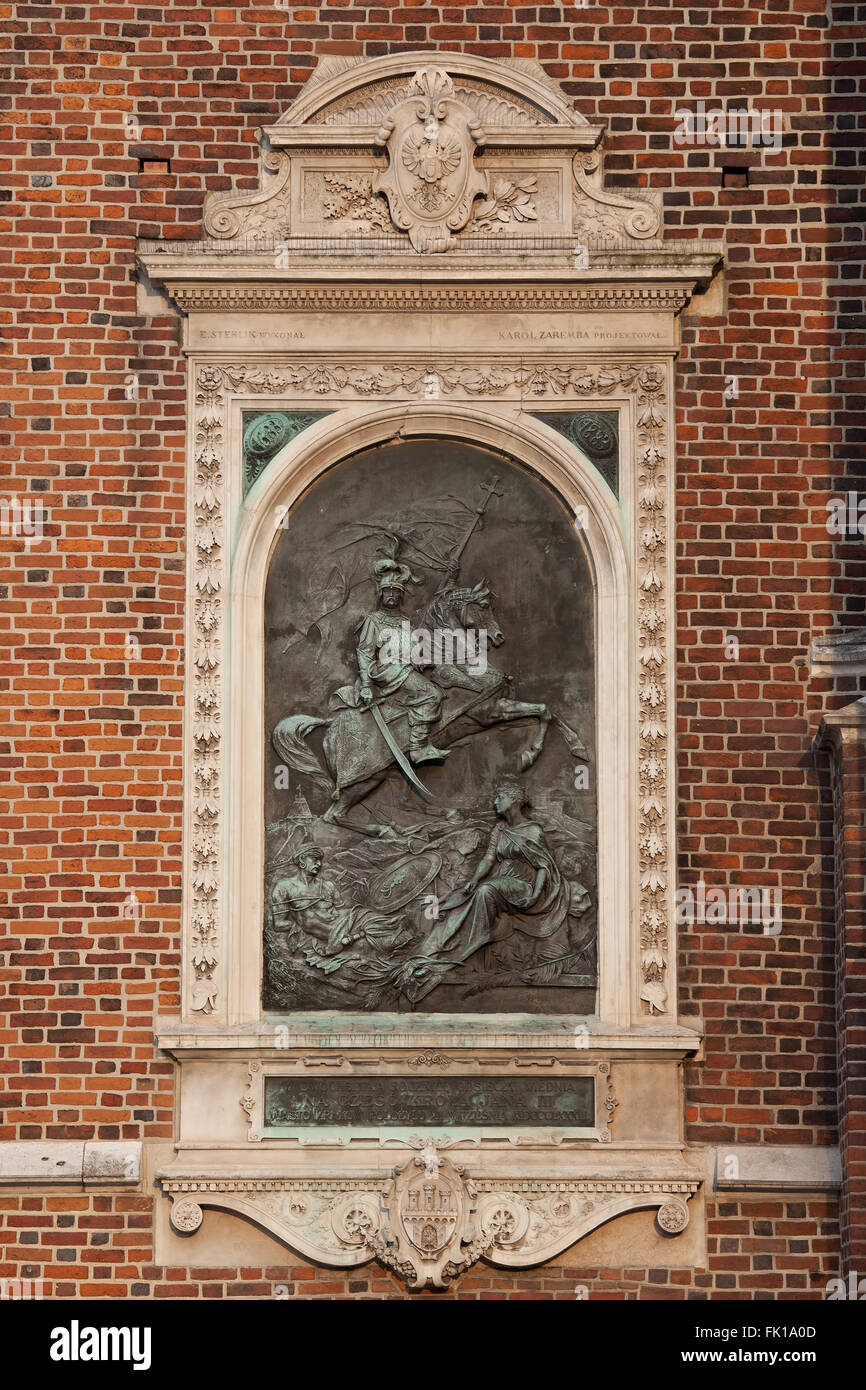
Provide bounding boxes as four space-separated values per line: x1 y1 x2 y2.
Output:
312 73 545 131
300 54 572 129
194 50 663 256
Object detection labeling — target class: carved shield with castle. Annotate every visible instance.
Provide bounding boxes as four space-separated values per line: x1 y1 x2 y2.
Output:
379 1150 470 1288
399 1164 460 1257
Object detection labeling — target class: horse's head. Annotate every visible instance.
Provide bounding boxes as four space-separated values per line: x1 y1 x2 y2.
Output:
434 577 504 646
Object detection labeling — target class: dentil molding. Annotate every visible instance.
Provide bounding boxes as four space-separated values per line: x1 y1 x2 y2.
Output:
161 283 695 315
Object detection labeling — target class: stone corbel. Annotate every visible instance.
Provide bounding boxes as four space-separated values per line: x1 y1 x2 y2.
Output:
161 1145 700 1290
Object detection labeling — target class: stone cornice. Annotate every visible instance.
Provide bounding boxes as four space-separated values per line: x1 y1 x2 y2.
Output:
159 1174 700 1194
163 281 697 315
138 246 723 319
810 626 866 678
263 122 604 149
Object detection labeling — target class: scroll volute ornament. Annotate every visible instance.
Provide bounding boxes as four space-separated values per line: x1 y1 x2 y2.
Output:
373 68 488 252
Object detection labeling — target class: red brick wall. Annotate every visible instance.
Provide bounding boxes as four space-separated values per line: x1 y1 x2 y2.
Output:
1 3 861 1297
0 1194 840 1299
675 0 861 1153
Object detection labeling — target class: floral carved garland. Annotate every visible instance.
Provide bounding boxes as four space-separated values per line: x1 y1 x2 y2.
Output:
188 361 670 1016
189 381 225 1013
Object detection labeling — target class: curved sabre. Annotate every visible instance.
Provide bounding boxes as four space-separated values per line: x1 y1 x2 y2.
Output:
366 700 435 802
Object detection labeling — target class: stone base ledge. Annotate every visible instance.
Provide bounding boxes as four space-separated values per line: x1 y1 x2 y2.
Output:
0 1141 141 1187
713 1145 841 1193
156 1017 704 1059
810 627 866 679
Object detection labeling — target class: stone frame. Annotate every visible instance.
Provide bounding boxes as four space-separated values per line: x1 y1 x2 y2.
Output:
185 367 674 1034
245 1056 617 1146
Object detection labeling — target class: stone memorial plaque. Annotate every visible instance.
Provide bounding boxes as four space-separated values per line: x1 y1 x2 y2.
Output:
263 1075 596 1129
263 438 597 1013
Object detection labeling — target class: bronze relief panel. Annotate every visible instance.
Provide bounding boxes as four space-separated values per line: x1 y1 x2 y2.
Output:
263 438 597 1013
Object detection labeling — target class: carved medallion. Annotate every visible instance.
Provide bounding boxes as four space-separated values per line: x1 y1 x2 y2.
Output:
169 1199 203 1233
531 410 620 496
242 411 332 495
373 68 489 252
656 1198 690 1235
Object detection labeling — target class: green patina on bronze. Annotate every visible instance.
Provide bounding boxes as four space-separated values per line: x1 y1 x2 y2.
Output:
242 410 332 494
531 411 620 496
263 440 598 1016
263 1074 595 1128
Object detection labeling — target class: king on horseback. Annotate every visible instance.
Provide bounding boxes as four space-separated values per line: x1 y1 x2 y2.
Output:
351 548 450 767
271 477 585 838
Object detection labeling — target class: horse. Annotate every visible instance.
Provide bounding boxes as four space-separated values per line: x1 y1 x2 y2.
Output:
272 577 576 837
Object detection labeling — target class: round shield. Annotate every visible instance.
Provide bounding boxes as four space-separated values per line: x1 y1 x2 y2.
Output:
365 851 442 911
